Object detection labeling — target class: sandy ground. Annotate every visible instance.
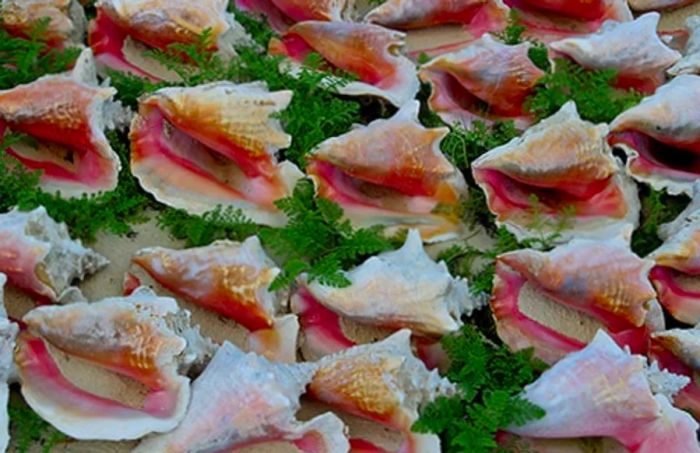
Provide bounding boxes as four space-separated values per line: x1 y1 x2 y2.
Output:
7 1 700 451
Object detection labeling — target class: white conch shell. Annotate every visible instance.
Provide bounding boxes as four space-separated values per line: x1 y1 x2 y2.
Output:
134 342 350 452
306 101 469 243
668 15 700 76
0 48 127 196
550 13 681 93
301 230 482 338
509 330 700 453
268 21 419 107
15 288 204 440
130 81 303 226
609 74 700 196
309 329 454 438
472 101 640 242
0 275 18 453
0 207 107 301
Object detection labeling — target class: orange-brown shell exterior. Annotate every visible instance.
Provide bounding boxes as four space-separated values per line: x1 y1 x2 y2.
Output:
98 0 229 50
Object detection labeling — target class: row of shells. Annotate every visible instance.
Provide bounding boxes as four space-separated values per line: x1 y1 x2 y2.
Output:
4 0 700 452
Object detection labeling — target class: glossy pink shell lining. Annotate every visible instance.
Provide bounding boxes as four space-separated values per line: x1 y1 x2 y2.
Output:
492 262 651 363
650 266 700 324
474 167 626 221
309 161 437 214
88 9 166 82
294 286 356 357
0 119 115 194
609 131 700 185
19 335 179 418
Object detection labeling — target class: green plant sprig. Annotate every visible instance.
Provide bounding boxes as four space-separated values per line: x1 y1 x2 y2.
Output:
631 187 689 257
10 397 67 453
412 325 546 453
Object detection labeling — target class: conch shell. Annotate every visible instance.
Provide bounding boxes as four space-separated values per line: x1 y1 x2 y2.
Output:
0 0 86 47
268 21 420 107
134 342 350 452
130 81 303 226
503 0 633 42
649 327 700 422
306 101 469 242
668 16 700 76
234 0 351 32
550 13 681 93
0 207 107 302
89 0 251 81
492 235 663 364
126 237 298 363
364 0 509 31
648 186 700 324
508 330 700 453
308 330 454 453
0 275 19 453
472 101 640 242
0 48 126 197
298 230 481 339
419 33 546 128
609 74 700 196
15 288 210 440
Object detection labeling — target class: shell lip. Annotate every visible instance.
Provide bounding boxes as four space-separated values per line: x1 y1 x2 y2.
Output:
609 129 700 196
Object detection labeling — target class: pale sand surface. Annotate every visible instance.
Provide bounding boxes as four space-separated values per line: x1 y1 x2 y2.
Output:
7 2 700 452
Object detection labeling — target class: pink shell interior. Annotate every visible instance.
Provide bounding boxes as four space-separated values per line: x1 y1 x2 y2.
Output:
17 335 180 419
492 260 653 364
88 9 163 81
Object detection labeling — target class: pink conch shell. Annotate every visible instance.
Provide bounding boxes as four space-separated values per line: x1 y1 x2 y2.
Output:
0 275 19 452
364 0 510 46
472 101 640 242
503 0 632 42
134 342 350 453
550 13 681 94
648 189 700 324
609 74 700 196
0 48 126 197
126 238 298 363
15 288 210 440
668 16 700 76
299 230 482 338
0 0 86 47
130 82 303 226
508 330 700 453
649 327 700 421
308 330 454 453
307 101 468 242
419 34 546 129
492 235 663 364
234 0 351 32
89 0 251 81
268 21 420 107
0 207 107 302
629 0 698 10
